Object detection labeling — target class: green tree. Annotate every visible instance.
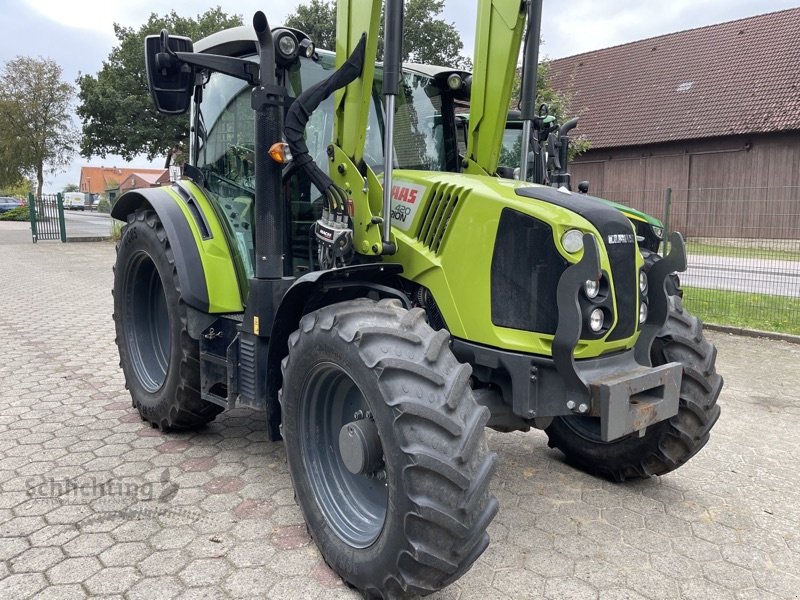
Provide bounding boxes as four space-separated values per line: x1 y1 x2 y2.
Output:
0 57 77 198
509 61 591 160
0 178 33 199
285 0 337 53
285 0 469 67
77 8 243 162
0 99 27 189
63 183 80 193
401 0 468 67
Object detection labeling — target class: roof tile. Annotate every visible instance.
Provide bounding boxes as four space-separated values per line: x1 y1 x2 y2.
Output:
548 8 800 149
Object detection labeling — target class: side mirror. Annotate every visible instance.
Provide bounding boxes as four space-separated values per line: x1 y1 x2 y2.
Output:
145 32 195 115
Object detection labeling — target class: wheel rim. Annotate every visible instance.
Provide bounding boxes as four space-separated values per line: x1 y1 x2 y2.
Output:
298 362 388 548
124 252 171 393
561 415 608 442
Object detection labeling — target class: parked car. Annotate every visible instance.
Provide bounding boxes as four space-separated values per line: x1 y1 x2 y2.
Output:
0 197 22 213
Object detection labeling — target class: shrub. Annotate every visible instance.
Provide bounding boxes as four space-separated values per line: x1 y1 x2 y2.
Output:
111 221 123 241
0 206 30 221
97 198 111 213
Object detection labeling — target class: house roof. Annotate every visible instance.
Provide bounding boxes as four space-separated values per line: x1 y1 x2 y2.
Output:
548 8 800 149
130 172 165 185
79 167 165 194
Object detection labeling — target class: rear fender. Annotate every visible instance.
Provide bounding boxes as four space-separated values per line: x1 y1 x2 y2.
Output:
112 183 243 314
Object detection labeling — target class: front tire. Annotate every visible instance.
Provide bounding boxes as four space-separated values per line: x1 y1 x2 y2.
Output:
545 295 722 481
280 298 498 598
113 209 222 431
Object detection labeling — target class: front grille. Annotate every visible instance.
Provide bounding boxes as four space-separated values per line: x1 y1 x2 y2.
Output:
416 183 464 254
491 209 569 333
601 228 637 341
513 186 640 341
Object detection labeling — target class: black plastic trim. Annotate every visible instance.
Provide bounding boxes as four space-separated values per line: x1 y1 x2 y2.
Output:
553 233 601 398
634 232 688 365
112 188 210 311
515 186 638 340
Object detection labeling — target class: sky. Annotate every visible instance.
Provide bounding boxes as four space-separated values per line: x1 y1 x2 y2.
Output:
2 0 799 192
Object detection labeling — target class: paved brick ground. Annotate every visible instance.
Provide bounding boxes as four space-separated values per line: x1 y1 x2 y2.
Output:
1 229 799 599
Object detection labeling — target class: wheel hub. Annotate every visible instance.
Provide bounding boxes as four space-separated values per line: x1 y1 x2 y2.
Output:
339 418 382 475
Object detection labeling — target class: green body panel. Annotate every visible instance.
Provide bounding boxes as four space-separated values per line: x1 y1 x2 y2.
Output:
466 0 525 176
599 198 662 228
334 0 381 163
164 182 244 313
389 171 643 359
328 144 387 255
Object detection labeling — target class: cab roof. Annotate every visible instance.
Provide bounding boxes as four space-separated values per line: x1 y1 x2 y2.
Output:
193 26 470 81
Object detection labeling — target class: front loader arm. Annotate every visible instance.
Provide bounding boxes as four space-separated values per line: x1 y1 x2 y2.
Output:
465 0 526 176
334 0 381 163
327 0 388 256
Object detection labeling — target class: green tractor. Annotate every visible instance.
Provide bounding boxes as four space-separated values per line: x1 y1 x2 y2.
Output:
112 0 722 596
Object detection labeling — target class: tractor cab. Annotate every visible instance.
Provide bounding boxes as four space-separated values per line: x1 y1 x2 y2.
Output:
188 28 470 278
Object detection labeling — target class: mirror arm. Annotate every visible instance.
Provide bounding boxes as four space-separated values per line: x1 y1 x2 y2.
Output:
173 51 260 86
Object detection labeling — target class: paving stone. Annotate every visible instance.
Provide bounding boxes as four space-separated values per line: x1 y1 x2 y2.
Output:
138 549 191 577
178 557 231 586
34 584 89 600
126 576 185 600
63 532 114 556
223 567 281 597
10 546 65 572
0 572 48 599
46 556 102 584
98 541 150 566
83 565 141 595
2 230 800 600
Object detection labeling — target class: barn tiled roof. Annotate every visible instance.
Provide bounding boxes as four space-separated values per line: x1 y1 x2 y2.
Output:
548 8 800 149
79 167 165 194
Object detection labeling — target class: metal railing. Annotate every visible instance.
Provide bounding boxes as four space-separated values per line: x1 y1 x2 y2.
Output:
594 187 800 335
28 193 66 243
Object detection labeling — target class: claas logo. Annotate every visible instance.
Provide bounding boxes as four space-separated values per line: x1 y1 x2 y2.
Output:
391 185 419 204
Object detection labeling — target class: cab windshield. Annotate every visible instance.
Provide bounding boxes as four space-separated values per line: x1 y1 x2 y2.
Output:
192 54 451 191
190 52 454 276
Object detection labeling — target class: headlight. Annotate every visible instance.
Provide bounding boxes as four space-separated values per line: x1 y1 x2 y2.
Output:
584 279 599 299
639 270 648 294
639 302 648 324
277 32 298 58
299 38 314 58
446 73 463 90
589 308 604 332
562 229 584 253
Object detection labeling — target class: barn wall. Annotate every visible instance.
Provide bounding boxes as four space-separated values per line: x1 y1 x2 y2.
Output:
570 132 800 238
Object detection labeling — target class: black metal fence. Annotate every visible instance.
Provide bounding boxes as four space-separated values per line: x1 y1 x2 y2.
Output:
595 187 800 335
28 193 66 243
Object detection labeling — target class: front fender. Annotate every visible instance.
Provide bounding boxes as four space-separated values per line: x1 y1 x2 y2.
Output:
262 263 405 440
112 183 243 314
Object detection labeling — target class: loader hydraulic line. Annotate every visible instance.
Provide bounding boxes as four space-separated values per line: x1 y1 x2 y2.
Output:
284 35 368 217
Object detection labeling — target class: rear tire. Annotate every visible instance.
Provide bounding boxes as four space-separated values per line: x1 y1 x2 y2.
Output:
280 298 498 598
642 248 683 297
113 209 222 431
545 295 722 481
